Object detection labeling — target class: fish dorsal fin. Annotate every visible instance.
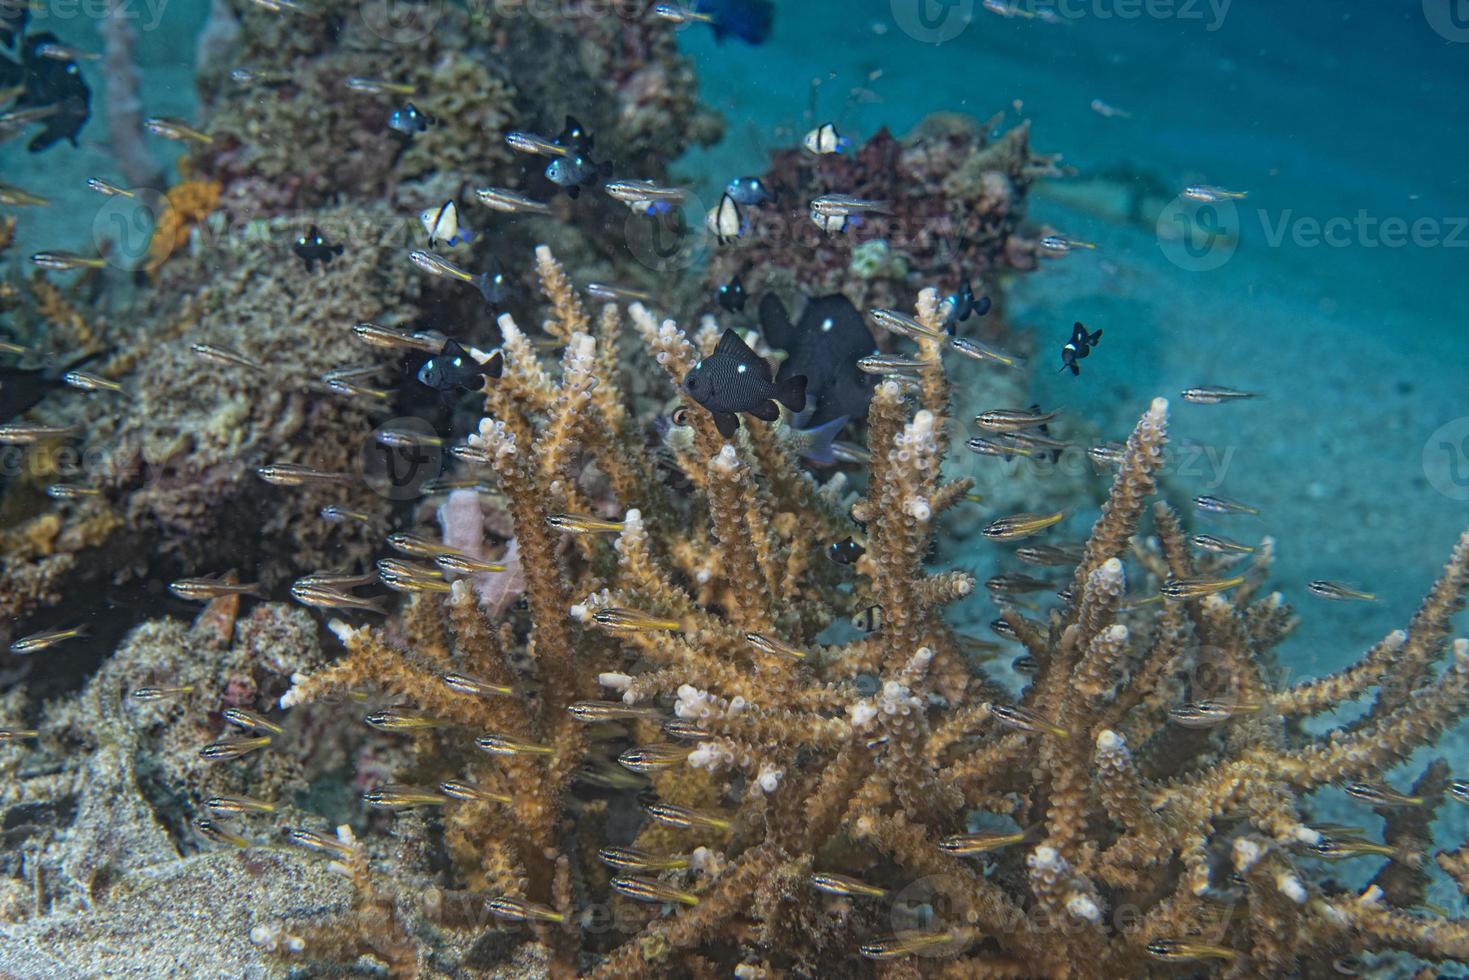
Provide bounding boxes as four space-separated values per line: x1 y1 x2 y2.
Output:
715 329 771 382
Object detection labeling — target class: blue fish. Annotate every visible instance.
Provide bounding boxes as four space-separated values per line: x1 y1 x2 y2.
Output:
388 102 433 140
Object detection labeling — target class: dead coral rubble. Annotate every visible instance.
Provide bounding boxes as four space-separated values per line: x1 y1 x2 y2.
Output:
254 248 1469 977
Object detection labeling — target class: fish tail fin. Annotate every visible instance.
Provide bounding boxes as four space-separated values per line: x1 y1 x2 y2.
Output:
1089 328 1102 344
758 292 795 349
801 415 849 466
474 274 500 308
774 374 807 413
457 229 476 245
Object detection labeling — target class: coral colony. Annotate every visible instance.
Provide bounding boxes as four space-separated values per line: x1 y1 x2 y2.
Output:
0 2 1468 977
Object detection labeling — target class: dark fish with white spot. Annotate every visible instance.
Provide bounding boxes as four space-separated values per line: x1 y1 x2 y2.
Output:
682 329 806 438
293 225 343 271
418 340 503 393
717 274 746 312
1059 321 1102 376
760 293 876 426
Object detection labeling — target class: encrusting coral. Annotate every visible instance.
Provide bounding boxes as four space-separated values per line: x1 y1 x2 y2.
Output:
233 247 1469 977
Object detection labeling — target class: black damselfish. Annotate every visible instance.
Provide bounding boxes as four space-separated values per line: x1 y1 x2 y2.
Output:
418 340 503 393
682 329 806 438
942 276 991 334
1 32 91 152
293 225 343 272
760 293 876 427
717 274 746 313
1060 321 1102 376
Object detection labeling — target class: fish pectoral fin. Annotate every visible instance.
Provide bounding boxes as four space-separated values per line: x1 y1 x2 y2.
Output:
712 411 739 438
747 399 780 422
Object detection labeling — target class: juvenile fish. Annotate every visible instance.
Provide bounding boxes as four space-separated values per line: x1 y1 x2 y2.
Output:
1307 580 1376 602
948 336 1020 367
859 931 966 960
10 625 87 654
937 830 1028 855
0 729 39 741
1039 235 1097 256
257 463 354 487
598 847 690 872
857 353 923 376
385 532 460 558
983 511 1065 541
143 116 212 144
407 249 506 305
45 484 101 500
1191 534 1255 555
205 794 276 815
967 437 1034 459
611 876 700 906
1306 838 1395 860
591 608 682 634
476 733 554 756
194 819 250 849
810 872 887 898
229 67 291 86
199 734 272 761
345 76 415 95
546 513 624 534
1193 494 1259 516
975 408 1059 433
289 582 387 614
435 553 506 575
1161 575 1245 599
487 897 564 923
986 573 1052 596
1146 939 1238 963
363 785 448 809
474 186 553 216
642 799 731 831
31 252 105 271
191 343 266 372
567 701 663 723
1344 782 1423 808
351 322 445 353
586 282 652 303
441 671 513 698
1183 185 1247 203
810 194 889 217
284 827 354 856
222 707 284 735
803 122 850 155
365 707 444 732
991 704 1069 738
1181 386 1257 404
1014 543 1084 567
85 177 134 198
130 685 194 702
1168 699 1259 728
504 130 567 157
168 577 265 601
438 780 512 804
869 307 943 341
618 744 692 773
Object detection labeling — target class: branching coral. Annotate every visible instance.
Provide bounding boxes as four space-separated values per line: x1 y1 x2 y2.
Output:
252 248 1469 977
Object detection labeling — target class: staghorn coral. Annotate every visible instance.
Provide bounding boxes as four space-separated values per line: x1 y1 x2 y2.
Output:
233 248 1469 977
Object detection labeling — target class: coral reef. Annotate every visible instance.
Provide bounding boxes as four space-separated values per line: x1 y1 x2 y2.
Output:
190 249 1465 977
709 116 1060 319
